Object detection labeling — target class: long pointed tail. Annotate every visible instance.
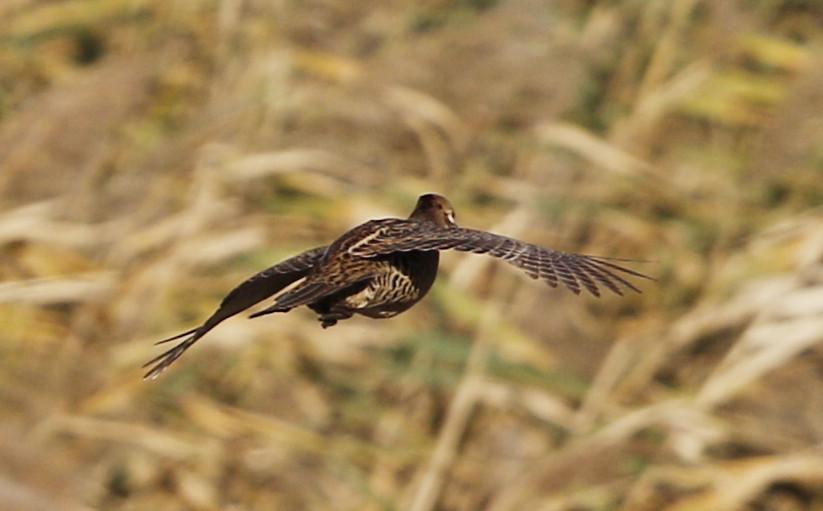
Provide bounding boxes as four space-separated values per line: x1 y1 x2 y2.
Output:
143 329 203 379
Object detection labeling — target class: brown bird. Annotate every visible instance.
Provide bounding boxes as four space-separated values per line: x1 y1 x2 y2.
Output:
144 193 652 379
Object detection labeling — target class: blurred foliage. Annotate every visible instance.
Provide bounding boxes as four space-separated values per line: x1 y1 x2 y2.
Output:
2 0 823 510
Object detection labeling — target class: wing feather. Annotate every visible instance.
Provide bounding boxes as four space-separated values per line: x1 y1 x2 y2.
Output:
251 280 342 318
348 226 652 296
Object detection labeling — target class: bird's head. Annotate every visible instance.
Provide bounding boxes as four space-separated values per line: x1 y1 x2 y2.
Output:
410 193 457 228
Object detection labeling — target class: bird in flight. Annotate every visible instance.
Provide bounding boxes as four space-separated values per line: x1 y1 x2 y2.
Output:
144 193 652 379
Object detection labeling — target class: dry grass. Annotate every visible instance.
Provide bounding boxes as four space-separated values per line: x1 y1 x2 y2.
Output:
2 0 823 509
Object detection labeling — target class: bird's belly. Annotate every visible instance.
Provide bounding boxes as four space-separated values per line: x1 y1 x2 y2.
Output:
345 272 421 318
344 252 438 318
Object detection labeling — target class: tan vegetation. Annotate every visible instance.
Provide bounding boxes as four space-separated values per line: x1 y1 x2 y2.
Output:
2 0 823 509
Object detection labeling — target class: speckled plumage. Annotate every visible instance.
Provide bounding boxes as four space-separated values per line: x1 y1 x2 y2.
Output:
144 194 652 379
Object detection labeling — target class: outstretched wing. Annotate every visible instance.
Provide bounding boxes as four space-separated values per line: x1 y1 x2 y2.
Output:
143 246 328 379
348 225 653 297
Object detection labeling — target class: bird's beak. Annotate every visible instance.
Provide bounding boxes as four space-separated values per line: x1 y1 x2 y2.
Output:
446 211 456 226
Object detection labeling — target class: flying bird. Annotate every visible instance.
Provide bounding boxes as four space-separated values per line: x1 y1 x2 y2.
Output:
144 193 652 379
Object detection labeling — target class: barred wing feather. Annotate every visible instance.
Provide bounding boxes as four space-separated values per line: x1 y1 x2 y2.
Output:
348 226 652 297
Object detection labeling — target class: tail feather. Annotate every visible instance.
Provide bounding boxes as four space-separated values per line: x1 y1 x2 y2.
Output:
154 327 198 345
142 246 327 379
143 329 203 379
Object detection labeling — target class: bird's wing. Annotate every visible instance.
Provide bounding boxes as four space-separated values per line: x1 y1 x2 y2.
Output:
249 249 382 318
143 245 328 379
348 225 653 297
249 274 373 319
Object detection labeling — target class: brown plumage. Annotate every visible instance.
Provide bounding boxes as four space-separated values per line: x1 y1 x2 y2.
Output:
144 193 653 379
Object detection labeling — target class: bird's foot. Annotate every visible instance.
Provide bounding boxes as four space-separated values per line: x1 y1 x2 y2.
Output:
317 308 354 328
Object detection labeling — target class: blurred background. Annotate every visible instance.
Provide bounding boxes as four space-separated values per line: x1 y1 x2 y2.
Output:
2 0 823 510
